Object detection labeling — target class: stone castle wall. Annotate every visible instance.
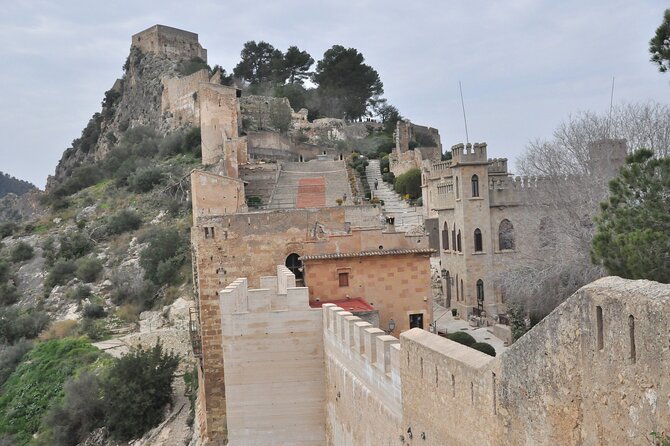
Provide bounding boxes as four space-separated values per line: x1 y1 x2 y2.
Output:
219 267 326 445
160 69 209 127
324 277 670 446
132 24 207 61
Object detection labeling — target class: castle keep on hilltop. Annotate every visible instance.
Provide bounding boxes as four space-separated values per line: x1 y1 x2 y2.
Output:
112 25 669 446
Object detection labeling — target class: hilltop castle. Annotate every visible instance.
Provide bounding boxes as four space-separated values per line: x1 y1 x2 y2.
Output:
113 25 668 446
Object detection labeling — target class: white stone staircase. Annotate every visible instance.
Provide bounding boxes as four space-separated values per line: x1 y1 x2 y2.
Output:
365 159 423 232
268 160 352 209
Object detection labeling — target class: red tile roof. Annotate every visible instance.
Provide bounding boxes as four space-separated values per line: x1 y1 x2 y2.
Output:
310 297 375 312
301 248 435 261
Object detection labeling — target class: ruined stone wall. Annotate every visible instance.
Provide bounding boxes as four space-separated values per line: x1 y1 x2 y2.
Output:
390 149 423 177
323 304 402 446
219 267 326 445
160 69 209 127
247 131 341 162
323 277 670 446
190 170 246 219
131 24 207 61
240 95 293 133
239 164 279 205
199 83 246 173
303 252 433 333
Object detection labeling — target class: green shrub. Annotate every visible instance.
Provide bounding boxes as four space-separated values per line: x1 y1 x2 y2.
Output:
103 343 179 441
82 304 106 319
0 339 101 444
0 308 50 344
0 222 17 239
446 331 476 347
66 284 91 302
51 165 105 199
128 167 164 193
0 340 33 387
0 284 19 306
176 57 209 76
472 342 497 357
394 167 421 199
10 242 33 263
75 257 103 283
58 231 93 260
42 237 57 267
183 127 201 156
43 371 106 446
45 259 77 288
381 171 395 184
140 228 187 286
106 209 142 235
78 318 109 342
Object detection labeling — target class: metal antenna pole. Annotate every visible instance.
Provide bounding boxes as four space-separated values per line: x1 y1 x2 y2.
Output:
608 76 615 137
459 80 470 144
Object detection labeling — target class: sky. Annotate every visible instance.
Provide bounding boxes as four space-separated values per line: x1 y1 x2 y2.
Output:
0 0 668 189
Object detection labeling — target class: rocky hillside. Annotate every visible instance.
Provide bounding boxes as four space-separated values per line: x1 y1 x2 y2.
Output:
47 45 208 191
0 37 208 446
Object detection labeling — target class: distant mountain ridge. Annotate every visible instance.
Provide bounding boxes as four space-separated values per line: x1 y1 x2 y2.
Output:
0 172 36 198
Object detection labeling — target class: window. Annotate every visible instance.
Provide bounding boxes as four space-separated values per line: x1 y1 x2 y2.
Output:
471 174 479 197
452 225 456 251
474 228 483 252
338 272 349 287
460 279 464 302
596 306 603 350
204 227 215 239
442 222 449 250
456 274 459 301
476 279 484 303
457 230 462 252
455 177 459 199
498 219 515 250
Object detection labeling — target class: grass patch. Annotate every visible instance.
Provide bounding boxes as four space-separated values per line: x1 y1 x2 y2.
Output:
0 338 102 444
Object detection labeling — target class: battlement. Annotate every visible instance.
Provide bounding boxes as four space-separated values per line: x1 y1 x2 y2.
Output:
219 265 311 315
488 175 546 206
451 142 488 164
131 24 207 62
428 159 453 179
488 157 509 174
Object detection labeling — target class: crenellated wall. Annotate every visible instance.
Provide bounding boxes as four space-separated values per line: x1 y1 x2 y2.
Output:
323 277 670 446
322 304 402 446
131 24 207 61
219 266 326 445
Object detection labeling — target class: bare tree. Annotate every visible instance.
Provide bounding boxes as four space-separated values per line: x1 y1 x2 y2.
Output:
496 101 670 321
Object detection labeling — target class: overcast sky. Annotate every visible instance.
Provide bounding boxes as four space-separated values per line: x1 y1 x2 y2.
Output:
1 0 668 188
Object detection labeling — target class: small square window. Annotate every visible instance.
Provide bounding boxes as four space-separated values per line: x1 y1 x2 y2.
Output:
338 272 349 287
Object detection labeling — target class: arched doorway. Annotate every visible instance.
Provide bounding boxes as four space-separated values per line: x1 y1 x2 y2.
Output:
285 253 304 285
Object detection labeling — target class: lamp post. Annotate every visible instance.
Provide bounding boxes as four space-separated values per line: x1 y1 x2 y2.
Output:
387 318 396 335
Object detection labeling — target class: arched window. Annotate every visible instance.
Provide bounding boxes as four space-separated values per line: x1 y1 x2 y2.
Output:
476 279 484 303
442 222 449 250
460 279 464 302
498 219 515 250
452 224 456 251
474 228 482 252
285 253 303 281
471 174 479 197
446 271 451 302
455 177 459 199
456 274 459 301
457 230 462 252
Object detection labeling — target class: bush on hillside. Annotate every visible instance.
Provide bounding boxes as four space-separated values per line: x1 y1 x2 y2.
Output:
0 308 50 344
45 259 77 289
75 257 103 283
0 284 19 307
58 231 93 260
472 342 497 357
106 209 142 236
140 228 187 286
10 242 33 263
128 167 164 193
0 340 33 387
446 331 476 347
44 371 106 446
82 303 106 319
0 223 17 239
0 339 101 444
103 343 179 441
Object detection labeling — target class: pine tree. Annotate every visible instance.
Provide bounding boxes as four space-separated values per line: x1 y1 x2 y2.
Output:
591 149 670 283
